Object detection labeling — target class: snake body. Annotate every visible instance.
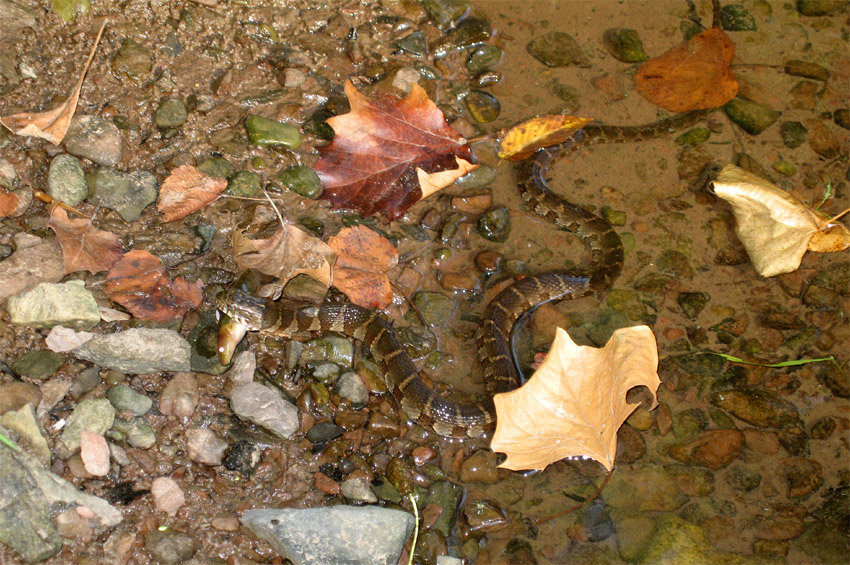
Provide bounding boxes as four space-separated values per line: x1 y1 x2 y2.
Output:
217 111 707 438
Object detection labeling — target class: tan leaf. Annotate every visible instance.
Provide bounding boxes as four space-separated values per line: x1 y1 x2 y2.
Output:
713 164 850 277
233 224 335 287
417 157 479 200
491 326 660 472
0 21 106 144
48 206 126 274
328 225 399 309
0 190 30 218
157 165 228 222
498 115 594 161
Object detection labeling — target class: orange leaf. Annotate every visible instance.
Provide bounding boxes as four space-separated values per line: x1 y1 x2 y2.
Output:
48 207 125 274
315 80 476 220
498 115 594 161
0 192 21 218
491 326 661 472
635 27 738 113
328 225 399 309
157 165 228 222
105 250 203 322
233 224 335 287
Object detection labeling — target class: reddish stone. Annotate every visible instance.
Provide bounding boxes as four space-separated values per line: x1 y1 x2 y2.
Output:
668 429 744 469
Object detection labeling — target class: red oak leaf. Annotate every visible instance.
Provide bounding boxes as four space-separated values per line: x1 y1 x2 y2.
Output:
48 206 126 274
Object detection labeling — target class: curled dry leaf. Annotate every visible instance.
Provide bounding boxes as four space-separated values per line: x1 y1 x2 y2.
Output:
157 165 228 222
491 326 661 472
48 206 126 274
498 115 594 161
635 27 738 113
105 250 204 322
713 164 850 277
328 225 399 309
233 224 335 287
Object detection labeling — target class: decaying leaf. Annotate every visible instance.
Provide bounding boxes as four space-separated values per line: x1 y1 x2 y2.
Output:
328 225 399 309
713 164 850 277
0 21 106 144
48 207 126 274
105 250 203 322
498 115 594 161
0 190 26 218
315 80 477 220
491 326 661 472
157 165 228 222
635 27 738 113
233 224 335 287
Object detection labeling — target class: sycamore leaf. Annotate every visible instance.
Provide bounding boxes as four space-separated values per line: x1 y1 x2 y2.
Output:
0 21 106 144
491 326 660 472
315 80 477 220
157 165 228 222
233 224 335 287
328 225 399 309
498 115 594 161
713 164 850 277
635 27 738 113
105 250 204 322
48 207 126 274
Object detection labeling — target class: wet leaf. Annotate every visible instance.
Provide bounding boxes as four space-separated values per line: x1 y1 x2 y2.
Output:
498 115 594 161
315 80 478 219
635 27 738 112
157 165 228 222
105 250 204 322
328 225 399 309
48 206 126 274
491 326 660 472
713 164 850 277
0 192 21 218
233 224 335 287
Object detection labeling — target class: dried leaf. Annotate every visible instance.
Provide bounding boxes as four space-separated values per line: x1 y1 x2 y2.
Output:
315 80 476 220
491 326 661 472
635 27 738 113
417 157 478 200
233 224 335 287
328 225 399 309
498 115 594 161
0 192 21 218
157 165 228 222
0 21 106 144
105 250 204 322
48 206 126 274
713 164 850 277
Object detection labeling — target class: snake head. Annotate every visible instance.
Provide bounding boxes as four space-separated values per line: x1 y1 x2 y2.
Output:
216 288 267 365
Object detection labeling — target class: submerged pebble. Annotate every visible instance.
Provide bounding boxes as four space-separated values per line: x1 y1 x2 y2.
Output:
602 28 649 62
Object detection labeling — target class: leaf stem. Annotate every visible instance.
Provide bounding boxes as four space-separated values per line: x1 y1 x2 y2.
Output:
535 467 613 525
407 493 419 565
820 206 850 229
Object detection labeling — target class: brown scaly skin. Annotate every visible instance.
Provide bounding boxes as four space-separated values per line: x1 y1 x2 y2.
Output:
217 110 709 438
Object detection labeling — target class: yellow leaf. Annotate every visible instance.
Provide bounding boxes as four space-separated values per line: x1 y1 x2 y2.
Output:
233 224 335 287
491 326 660 472
498 115 594 161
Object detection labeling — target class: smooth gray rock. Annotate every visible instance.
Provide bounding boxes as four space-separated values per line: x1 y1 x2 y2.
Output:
73 328 192 374
87 167 157 221
106 385 153 415
47 154 88 206
8 280 101 330
230 382 299 439
59 397 115 452
0 234 64 300
0 0 36 42
64 115 123 166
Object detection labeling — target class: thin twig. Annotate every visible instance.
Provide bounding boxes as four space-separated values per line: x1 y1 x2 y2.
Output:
534 467 614 525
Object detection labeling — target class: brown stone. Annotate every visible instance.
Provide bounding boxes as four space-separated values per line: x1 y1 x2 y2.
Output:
755 514 807 541
743 428 781 454
314 471 340 495
668 429 744 469
460 449 500 484
783 457 822 497
0 381 42 415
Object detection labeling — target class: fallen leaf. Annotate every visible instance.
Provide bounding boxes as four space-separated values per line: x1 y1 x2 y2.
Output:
0 21 106 144
328 225 399 309
491 326 661 472
105 250 204 322
713 164 850 277
417 156 479 200
315 80 477 220
233 224 335 287
0 191 21 217
498 115 594 161
48 207 126 274
635 27 738 112
157 165 228 222
45 325 93 352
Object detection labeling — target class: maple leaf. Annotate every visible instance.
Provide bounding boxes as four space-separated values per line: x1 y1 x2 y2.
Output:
157 165 228 222
48 207 126 274
490 326 660 472
328 225 399 309
105 250 203 322
635 27 738 113
233 224 335 287
713 164 850 277
498 115 594 161
315 80 478 220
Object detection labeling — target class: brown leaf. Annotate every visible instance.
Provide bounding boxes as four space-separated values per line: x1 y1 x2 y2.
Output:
315 80 476 220
157 165 228 222
635 27 738 113
48 206 126 274
0 192 20 218
105 250 203 322
0 21 106 144
498 115 594 161
233 224 335 287
491 326 661 472
328 225 399 309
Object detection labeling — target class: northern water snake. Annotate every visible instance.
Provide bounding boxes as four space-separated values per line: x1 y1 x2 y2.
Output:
217 110 708 438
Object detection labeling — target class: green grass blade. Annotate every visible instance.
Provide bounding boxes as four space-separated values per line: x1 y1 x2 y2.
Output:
0 431 21 451
702 351 840 370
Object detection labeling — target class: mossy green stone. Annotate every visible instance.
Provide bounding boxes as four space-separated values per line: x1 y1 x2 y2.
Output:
13 350 65 380
602 28 649 63
720 4 757 31
465 90 500 123
279 165 322 199
197 157 235 178
675 128 711 146
780 121 808 148
466 45 501 73
226 170 261 197
245 115 300 148
478 206 511 241
724 99 781 135
154 98 188 128
52 0 89 23
412 292 456 326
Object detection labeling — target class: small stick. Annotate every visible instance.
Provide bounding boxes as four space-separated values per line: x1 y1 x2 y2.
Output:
534 468 614 525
